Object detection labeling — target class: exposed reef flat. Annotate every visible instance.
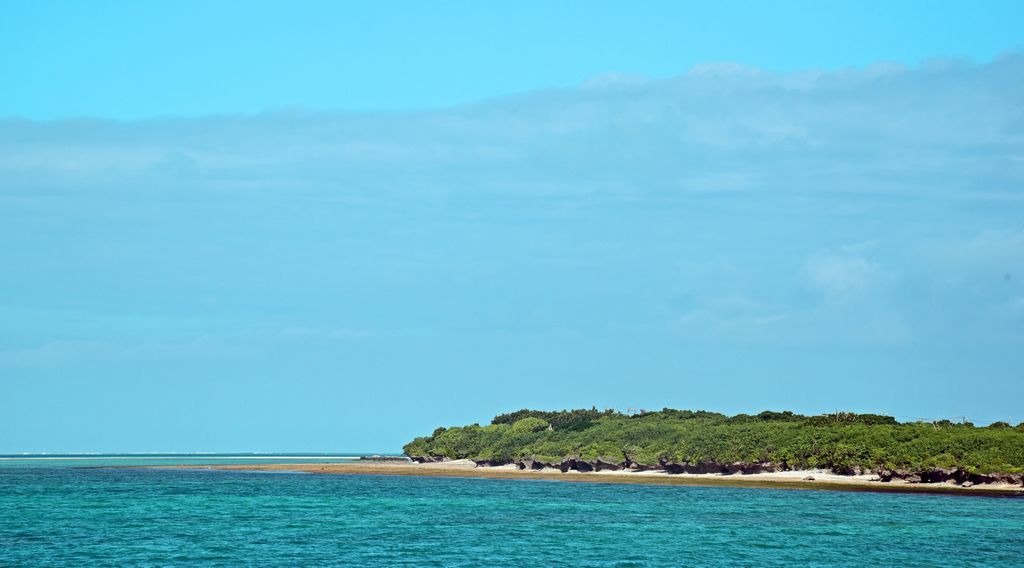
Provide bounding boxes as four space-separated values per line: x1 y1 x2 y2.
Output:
153 460 1024 496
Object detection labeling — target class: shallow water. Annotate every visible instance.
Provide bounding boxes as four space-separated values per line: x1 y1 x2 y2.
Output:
2 457 1022 567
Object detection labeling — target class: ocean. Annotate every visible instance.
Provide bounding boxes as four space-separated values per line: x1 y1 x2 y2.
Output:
2 455 1022 566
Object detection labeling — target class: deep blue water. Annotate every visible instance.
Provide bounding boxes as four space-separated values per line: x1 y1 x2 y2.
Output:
2 456 1023 567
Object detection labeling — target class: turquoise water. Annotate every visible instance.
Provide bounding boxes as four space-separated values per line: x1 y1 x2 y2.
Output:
0 453 367 469
2 456 1023 566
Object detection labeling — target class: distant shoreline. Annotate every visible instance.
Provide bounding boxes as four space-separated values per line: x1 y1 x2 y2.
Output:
150 461 1024 497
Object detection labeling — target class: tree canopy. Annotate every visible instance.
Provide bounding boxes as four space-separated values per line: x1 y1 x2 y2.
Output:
403 408 1024 474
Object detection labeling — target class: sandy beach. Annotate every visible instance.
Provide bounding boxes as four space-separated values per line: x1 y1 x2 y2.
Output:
156 460 1024 496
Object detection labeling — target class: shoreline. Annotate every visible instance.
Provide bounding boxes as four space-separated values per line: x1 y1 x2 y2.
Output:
149 461 1024 497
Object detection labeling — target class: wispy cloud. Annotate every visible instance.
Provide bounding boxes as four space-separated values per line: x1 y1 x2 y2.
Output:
804 242 882 301
2 54 1021 198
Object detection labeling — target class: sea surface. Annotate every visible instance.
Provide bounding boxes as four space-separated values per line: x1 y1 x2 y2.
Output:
2 455 1023 567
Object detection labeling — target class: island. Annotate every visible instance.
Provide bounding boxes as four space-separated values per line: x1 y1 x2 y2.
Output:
396 408 1024 492
153 408 1024 495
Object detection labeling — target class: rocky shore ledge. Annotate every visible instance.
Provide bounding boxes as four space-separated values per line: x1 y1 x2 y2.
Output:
358 455 413 463
409 456 1024 488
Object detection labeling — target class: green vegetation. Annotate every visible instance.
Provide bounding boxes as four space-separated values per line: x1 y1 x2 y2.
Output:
403 408 1024 475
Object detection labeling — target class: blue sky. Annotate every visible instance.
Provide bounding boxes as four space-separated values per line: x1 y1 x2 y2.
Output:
2 0 1024 119
1 2 1023 452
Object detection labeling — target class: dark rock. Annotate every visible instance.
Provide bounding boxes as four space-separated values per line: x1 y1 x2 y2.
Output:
742 462 779 474
967 471 1024 486
573 459 594 472
692 462 726 474
662 462 687 474
919 468 957 484
879 469 922 483
659 461 741 475
876 468 1024 486
473 458 511 467
556 458 579 472
359 455 411 463
409 455 448 463
803 476 815 481
722 462 745 475
592 458 623 472
876 468 1018 486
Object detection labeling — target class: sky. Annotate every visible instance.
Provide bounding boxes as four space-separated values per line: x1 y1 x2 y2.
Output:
1 2 1023 453
3 0 1024 119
